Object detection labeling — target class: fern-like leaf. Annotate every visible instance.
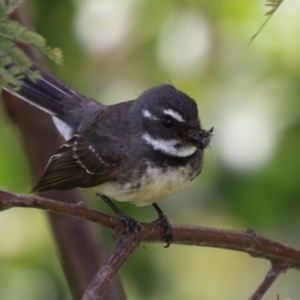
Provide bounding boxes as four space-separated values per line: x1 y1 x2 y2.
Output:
0 0 22 20
0 0 63 91
40 46 63 65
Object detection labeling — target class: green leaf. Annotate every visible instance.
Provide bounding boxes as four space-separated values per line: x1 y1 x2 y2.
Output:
40 46 64 65
0 0 63 91
0 19 46 46
0 0 22 20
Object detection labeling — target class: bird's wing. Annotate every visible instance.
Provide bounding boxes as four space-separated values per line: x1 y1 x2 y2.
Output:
32 133 126 192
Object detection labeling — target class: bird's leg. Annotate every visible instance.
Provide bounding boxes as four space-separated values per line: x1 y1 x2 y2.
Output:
152 203 173 248
97 194 140 236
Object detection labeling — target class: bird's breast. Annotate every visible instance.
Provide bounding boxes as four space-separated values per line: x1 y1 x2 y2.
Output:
95 160 201 206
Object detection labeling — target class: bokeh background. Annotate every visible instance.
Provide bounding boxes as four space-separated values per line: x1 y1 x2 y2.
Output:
1 0 300 299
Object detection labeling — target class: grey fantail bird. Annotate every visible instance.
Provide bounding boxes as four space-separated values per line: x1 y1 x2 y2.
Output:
4 65 213 246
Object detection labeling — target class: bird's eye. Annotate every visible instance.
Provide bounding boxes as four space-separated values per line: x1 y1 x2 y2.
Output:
162 116 174 128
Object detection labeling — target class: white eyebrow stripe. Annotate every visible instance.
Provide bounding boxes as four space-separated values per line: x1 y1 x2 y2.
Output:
163 109 185 122
142 109 159 120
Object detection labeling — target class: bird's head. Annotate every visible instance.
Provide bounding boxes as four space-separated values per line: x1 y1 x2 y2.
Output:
134 84 213 157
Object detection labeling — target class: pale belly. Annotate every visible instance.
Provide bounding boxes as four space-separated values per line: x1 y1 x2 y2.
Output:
95 164 197 206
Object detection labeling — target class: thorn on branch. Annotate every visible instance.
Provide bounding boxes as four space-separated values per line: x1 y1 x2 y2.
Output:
244 228 261 251
244 228 258 239
77 200 86 207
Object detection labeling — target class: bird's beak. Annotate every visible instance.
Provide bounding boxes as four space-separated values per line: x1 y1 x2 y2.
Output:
187 127 214 149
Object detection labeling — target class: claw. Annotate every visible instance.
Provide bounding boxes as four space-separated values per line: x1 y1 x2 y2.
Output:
152 203 173 247
98 194 140 240
118 212 141 237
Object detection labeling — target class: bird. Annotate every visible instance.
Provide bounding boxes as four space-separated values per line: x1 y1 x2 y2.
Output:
4 64 213 246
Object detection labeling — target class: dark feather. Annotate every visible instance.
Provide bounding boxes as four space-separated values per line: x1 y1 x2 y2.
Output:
32 135 124 191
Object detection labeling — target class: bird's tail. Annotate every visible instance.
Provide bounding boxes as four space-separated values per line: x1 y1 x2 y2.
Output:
18 66 71 118
3 63 101 139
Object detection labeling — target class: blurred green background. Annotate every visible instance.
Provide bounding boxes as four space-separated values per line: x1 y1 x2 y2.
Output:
1 0 300 299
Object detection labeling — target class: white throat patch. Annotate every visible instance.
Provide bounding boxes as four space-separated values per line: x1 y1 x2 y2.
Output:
142 132 196 157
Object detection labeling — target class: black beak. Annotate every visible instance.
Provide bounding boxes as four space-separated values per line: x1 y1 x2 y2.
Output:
187 127 213 149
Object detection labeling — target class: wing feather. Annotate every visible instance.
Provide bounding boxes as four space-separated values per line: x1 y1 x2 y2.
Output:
32 134 124 192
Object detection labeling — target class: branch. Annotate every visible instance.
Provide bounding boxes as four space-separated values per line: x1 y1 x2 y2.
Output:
82 234 139 300
1 189 300 267
249 261 288 300
1 189 300 299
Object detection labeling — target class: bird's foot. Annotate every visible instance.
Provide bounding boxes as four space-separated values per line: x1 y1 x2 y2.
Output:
152 212 173 248
118 212 141 237
97 193 140 239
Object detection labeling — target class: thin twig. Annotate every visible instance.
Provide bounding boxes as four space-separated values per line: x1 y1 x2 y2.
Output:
249 0 284 44
249 261 288 300
82 234 139 300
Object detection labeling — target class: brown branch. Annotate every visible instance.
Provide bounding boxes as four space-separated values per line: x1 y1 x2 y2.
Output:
249 262 288 300
1 189 300 268
1 189 299 299
82 234 139 300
